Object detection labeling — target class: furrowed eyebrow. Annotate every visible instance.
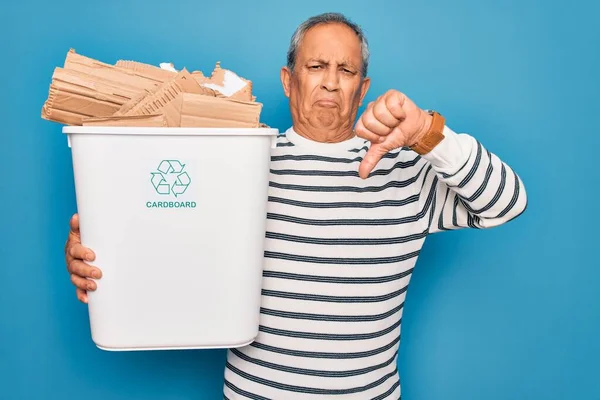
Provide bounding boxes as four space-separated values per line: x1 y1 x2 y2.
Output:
308 59 357 70
339 62 356 69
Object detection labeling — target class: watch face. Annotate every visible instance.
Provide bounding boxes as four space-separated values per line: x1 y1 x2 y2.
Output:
425 110 442 117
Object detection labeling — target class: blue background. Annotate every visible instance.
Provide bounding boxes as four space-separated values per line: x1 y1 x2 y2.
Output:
1 0 598 399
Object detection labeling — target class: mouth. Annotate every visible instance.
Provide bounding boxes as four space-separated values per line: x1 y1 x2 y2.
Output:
314 99 338 108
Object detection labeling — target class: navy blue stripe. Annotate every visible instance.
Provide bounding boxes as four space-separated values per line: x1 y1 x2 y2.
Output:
371 380 401 400
264 250 420 265
250 335 401 359
436 185 452 232
226 362 399 395
262 268 414 284
269 158 423 178
260 302 404 322
271 168 360 177
259 318 401 341
469 163 507 214
266 230 427 246
224 379 270 400
267 194 419 209
452 195 460 227
276 141 295 147
230 349 398 378
261 285 408 303
270 151 401 164
348 144 369 153
267 212 423 226
269 165 425 193
467 211 478 229
462 150 493 202
496 170 521 218
460 163 506 215
427 178 438 229
456 141 483 188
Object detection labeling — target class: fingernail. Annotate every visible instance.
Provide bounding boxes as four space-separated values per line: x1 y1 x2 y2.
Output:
379 137 386 143
85 253 93 261
87 282 95 290
91 270 99 279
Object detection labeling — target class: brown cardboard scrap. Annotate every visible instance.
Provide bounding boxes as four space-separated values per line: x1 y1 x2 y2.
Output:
193 62 255 101
50 67 140 103
123 69 216 117
42 86 122 125
163 92 262 128
82 114 167 127
64 49 165 91
41 67 143 125
112 89 155 116
115 60 177 82
41 49 265 127
191 70 211 84
42 108 87 126
49 89 121 117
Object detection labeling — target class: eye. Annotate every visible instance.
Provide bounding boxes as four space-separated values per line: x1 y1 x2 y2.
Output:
309 65 322 70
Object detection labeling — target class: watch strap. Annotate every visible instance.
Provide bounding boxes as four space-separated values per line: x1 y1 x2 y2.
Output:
409 111 446 155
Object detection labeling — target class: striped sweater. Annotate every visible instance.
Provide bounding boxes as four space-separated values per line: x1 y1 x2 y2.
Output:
222 123 527 399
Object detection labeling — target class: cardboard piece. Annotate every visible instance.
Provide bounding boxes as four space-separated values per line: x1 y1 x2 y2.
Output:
64 49 165 90
115 59 178 82
121 69 216 118
163 93 262 128
82 114 167 127
193 62 255 101
41 49 264 128
50 68 135 104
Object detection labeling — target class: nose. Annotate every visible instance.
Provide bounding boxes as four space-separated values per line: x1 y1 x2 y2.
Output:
321 68 340 92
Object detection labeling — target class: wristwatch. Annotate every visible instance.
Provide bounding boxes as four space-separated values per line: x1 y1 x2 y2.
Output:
409 110 446 155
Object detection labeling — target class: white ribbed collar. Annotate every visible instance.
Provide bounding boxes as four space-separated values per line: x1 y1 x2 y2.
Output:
283 126 367 152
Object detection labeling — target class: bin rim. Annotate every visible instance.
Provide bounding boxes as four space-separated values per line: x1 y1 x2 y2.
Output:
62 126 279 136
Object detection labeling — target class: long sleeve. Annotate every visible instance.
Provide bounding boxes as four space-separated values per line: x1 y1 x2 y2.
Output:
418 125 527 234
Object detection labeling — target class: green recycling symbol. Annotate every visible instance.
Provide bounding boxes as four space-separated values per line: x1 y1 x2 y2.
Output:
150 160 191 197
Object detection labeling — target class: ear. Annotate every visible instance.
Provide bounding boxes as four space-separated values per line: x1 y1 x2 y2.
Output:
358 76 371 106
280 66 292 98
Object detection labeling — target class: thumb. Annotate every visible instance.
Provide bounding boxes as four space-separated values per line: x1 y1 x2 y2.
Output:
69 213 81 239
359 143 388 179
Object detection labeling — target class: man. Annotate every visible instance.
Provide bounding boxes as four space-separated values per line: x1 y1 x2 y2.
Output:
64 12 527 399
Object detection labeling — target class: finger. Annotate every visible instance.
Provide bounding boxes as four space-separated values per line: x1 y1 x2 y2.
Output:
359 143 389 179
76 288 88 304
69 213 80 236
384 91 407 120
355 118 385 144
373 97 401 128
68 259 102 279
361 103 394 136
68 242 95 263
71 274 97 292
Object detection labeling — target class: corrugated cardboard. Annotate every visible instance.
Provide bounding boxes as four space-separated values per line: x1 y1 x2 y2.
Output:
50 68 134 104
82 114 167 127
205 62 254 101
42 85 123 125
41 49 264 128
122 69 216 118
163 93 262 128
64 49 165 91
192 62 255 101
115 60 177 82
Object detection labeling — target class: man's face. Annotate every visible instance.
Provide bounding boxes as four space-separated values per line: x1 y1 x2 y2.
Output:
281 23 370 141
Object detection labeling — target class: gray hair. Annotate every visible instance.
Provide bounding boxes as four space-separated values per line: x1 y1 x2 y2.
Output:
286 12 370 78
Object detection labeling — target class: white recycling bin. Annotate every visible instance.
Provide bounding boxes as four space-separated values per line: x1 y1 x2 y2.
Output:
63 126 278 351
